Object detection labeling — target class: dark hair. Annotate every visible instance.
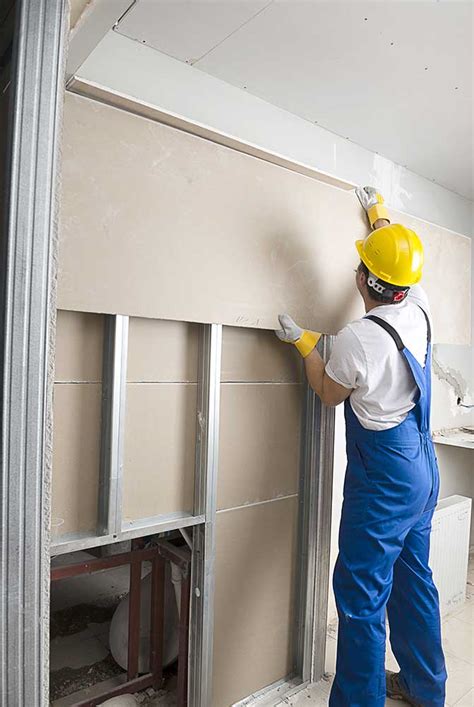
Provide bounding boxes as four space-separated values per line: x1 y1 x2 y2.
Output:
357 261 409 304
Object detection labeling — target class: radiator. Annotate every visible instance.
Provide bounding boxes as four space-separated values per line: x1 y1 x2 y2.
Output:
430 494 472 616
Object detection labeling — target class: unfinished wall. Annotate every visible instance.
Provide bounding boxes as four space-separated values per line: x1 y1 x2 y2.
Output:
52 310 104 539
213 327 302 705
56 90 472 702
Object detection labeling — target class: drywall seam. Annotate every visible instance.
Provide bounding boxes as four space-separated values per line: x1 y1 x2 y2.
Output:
125 381 198 385
221 381 302 385
216 493 298 515
54 380 101 384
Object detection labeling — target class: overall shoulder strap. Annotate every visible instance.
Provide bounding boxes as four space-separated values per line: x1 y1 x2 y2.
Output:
418 306 432 345
365 315 405 350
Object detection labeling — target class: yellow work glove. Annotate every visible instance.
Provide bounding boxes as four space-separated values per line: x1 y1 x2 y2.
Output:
275 314 321 358
355 186 390 228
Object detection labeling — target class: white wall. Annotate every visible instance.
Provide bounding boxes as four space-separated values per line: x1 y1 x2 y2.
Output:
74 30 473 624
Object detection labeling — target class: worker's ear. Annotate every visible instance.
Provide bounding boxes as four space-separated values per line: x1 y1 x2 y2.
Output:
356 266 366 286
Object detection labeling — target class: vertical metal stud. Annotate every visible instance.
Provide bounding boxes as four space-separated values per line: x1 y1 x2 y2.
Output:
98 314 129 536
0 1 67 704
294 335 336 683
188 323 222 707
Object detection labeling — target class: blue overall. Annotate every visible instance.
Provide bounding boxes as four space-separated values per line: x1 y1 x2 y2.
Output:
329 310 447 707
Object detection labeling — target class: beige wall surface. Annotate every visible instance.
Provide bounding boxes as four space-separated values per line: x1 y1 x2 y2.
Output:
221 325 302 383
122 383 196 522
55 309 104 382
59 93 471 344
52 310 104 538
51 382 101 538
213 496 298 707
218 384 301 511
127 317 199 382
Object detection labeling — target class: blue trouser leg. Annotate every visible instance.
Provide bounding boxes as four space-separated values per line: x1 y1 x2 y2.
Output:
329 497 408 706
387 508 446 707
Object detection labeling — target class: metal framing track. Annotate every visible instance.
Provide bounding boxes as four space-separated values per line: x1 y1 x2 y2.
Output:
0 1 67 704
295 336 336 684
189 324 222 707
98 314 129 537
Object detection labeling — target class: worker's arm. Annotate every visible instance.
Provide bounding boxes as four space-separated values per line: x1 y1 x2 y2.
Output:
275 314 351 406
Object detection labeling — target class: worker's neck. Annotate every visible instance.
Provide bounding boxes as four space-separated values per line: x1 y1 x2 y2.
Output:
363 294 386 313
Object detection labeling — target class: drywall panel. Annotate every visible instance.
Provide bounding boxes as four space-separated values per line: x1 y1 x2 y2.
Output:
122 383 196 522
55 309 104 382
218 384 302 511
221 325 302 383
213 496 298 706
51 383 102 538
116 0 268 65
127 318 199 382
59 93 471 344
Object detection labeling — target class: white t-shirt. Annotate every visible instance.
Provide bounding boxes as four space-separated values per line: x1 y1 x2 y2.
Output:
325 285 431 430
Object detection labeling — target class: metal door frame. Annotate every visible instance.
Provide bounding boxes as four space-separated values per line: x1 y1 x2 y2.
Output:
0 1 67 704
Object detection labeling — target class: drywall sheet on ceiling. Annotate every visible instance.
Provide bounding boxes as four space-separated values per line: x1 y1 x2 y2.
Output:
213 496 298 707
59 93 470 344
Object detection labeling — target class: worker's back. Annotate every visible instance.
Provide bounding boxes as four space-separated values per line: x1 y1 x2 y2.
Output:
326 285 431 430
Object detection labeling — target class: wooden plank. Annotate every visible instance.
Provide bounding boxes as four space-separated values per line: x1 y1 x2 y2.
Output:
59 93 471 344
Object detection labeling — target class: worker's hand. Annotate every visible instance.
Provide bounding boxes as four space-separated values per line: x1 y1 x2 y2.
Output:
275 313 303 343
275 314 321 358
355 186 390 228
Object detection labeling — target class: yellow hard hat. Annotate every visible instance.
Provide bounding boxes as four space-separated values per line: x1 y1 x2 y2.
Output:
355 224 424 287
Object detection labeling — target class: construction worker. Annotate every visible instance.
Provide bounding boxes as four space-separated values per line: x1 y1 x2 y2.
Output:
275 186 446 707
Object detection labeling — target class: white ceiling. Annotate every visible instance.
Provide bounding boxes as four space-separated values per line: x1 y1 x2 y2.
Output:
116 0 473 200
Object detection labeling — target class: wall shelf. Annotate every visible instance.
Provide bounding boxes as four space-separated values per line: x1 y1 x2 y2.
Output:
432 427 474 450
